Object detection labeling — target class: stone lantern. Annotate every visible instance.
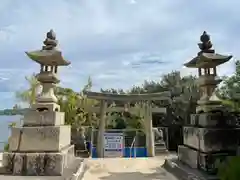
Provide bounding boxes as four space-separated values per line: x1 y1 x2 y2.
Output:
184 31 232 113
1 30 81 177
164 32 240 179
26 29 70 109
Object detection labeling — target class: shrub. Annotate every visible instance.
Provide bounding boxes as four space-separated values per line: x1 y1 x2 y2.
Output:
218 156 240 180
4 143 9 151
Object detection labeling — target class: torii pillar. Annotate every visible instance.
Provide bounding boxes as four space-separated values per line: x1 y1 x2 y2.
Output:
143 101 155 157
97 100 107 158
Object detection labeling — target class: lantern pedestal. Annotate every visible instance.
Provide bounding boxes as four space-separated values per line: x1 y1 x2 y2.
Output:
0 30 85 179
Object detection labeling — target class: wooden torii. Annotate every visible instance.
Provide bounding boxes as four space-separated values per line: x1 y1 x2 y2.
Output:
83 91 171 157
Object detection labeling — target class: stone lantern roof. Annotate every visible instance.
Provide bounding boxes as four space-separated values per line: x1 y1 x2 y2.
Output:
25 29 70 66
184 31 232 68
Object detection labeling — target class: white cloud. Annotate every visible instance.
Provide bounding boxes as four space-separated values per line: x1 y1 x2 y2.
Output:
130 0 137 4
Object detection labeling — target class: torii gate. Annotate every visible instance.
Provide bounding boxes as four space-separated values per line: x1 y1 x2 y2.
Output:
84 91 171 157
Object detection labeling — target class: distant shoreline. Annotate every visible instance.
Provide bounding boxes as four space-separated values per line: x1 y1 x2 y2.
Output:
0 108 27 116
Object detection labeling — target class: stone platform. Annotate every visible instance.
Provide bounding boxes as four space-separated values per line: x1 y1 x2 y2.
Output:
183 127 239 153
1 145 77 176
163 156 219 180
23 110 65 126
178 145 236 174
9 125 71 152
0 157 85 180
181 125 239 175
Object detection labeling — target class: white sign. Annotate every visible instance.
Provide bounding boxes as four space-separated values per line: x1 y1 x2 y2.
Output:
104 132 124 158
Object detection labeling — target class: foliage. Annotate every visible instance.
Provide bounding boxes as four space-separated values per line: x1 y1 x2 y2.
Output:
15 75 98 128
58 88 80 126
131 71 199 123
218 157 240 180
56 77 99 127
125 115 144 129
15 74 41 106
4 143 9 151
15 69 201 129
8 122 17 128
216 60 240 111
100 71 200 126
114 117 127 129
101 88 125 94
217 61 240 100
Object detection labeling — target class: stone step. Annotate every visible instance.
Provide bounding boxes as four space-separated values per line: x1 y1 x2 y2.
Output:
75 150 90 158
155 149 168 154
155 142 166 146
155 145 168 154
155 146 166 148
155 141 165 145
155 144 166 147
155 143 167 149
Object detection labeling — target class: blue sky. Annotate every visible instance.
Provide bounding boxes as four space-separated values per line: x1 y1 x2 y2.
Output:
0 0 239 109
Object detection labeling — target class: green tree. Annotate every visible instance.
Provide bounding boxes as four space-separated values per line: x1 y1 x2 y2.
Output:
78 77 99 126
58 89 79 125
16 74 98 128
130 71 199 123
101 71 200 126
114 117 127 129
15 74 40 106
218 157 240 180
217 60 240 111
16 70 200 129
55 77 98 127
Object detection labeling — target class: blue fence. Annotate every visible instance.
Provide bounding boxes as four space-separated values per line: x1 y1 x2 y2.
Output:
91 147 147 158
87 128 148 158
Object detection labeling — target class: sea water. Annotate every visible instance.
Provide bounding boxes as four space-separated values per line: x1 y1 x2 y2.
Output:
0 115 22 150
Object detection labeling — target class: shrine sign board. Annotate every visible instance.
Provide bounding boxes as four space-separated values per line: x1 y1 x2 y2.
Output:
104 132 124 158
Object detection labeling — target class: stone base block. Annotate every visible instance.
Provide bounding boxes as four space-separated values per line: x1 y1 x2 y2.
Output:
196 103 225 114
163 156 219 180
183 127 239 152
178 145 235 174
32 103 60 112
178 145 198 168
2 145 75 176
23 110 65 126
9 125 71 152
190 113 236 127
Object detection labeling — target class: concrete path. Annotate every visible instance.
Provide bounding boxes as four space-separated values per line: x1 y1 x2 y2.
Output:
82 156 178 180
